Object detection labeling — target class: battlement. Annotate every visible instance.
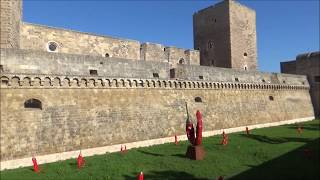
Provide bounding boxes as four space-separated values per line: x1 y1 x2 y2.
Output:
1 48 309 87
0 73 309 91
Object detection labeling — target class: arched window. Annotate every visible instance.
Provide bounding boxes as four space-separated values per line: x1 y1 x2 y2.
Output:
195 97 202 103
24 99 42 110
244 52 248 57
105 53 110 57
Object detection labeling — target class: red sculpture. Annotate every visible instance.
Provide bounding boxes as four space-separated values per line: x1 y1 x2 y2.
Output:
32 157 39 173
138 172 144 180
77 152 85 169
174 134 178 145
185 102 205 160
120 145 127 154
221 131 228 146
245 127 250 135
186 110 203 145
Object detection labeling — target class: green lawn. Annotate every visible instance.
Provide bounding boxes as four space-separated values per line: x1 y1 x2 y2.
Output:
1 120 319 180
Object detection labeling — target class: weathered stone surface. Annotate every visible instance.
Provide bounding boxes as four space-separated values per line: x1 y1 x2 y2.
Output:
0 0 316 165
281 51 320 118
194 0 257 70
0 80 314 161
0 0 22 48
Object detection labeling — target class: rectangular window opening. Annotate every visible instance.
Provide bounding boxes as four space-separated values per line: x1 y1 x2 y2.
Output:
170 69 175 79
199 76 204 80
153 73 159 78
90 69 98 76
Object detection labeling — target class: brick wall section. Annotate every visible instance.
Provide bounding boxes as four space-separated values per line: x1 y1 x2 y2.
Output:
0 0 22 48
0 73 314 161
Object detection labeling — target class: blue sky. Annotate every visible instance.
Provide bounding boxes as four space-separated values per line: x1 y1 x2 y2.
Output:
23 0 319 73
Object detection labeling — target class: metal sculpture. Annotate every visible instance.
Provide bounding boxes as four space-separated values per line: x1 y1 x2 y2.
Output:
185 102 205 160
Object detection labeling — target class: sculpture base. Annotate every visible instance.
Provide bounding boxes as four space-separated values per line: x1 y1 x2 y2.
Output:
186 145 205 160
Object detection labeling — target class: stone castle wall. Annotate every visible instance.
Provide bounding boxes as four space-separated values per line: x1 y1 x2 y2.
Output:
193 0 257 70
193 1 231 67
20 23 200 66
0 72 314 161
0 0 22 48
1 49 170 79
229 1 257 70
0 0 316 167
281 52 320 117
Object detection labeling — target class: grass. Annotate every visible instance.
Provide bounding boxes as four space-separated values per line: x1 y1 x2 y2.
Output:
1 119 319 180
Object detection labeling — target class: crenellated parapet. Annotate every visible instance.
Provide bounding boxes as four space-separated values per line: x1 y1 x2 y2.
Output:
0 73 309 91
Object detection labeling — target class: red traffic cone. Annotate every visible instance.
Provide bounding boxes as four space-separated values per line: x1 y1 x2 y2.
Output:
124 145 127 151
32 157 39 173
138 171 144 180
77 152 85 169
175 134 178 145
121 145 123 152
246 127 250 135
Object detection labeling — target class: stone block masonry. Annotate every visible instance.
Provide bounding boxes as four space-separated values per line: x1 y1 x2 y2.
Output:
20 23 200 65
0 73 314 163
0 0 22 48
0 0 316 170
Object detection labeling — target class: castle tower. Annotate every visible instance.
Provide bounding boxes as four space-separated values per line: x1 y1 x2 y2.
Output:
0 0 22 48
193 0 257 70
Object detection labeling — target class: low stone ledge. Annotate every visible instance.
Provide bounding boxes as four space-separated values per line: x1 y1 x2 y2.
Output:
0 116 314 171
